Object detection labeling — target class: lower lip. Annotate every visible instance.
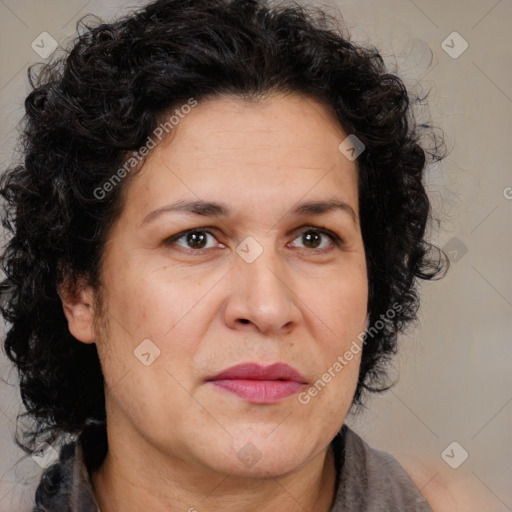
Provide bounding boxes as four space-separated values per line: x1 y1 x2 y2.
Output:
209 379 304 403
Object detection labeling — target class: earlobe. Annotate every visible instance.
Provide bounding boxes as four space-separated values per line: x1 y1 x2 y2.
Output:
57 278 97 344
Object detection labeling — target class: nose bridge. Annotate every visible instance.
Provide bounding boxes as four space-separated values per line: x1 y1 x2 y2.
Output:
236 234 289 301
227 234 298 333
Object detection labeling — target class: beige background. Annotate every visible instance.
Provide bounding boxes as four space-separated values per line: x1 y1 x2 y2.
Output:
0 0 511 510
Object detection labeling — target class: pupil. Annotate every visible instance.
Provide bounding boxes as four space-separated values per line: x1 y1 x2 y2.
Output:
188 232 207 249
304 231 320 248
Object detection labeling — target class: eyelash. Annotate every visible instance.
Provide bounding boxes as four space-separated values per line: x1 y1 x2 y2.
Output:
164 226 343 254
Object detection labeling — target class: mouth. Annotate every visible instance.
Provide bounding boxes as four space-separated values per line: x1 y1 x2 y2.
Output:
205 362 307 404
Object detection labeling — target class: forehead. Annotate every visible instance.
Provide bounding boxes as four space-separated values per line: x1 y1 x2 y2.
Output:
120 92 359 222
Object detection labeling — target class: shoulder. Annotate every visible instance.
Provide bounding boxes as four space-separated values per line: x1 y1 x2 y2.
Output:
33 441 76 511
331 426 434 511
400 454 491 512
32 438 100 512
403 461 458 512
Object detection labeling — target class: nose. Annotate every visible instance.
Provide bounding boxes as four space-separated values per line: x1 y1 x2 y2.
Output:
223 241 301 336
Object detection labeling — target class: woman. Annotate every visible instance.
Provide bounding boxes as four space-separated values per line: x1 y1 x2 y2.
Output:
0 0 449 510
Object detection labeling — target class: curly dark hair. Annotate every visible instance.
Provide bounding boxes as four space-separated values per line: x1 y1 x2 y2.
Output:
0 0 448 466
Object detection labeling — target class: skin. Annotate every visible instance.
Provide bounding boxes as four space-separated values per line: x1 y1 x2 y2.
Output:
403 455 497 511
61 92 370 512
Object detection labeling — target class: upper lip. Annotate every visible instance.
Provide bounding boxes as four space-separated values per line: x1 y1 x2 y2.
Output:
206 362 307 383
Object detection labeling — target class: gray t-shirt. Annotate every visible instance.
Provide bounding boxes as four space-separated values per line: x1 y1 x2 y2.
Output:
32 425 433 511
330 427 433 511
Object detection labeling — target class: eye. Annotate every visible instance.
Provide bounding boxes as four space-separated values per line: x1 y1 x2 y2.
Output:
289 227 341 251
164 226 342 254
166 229 223 252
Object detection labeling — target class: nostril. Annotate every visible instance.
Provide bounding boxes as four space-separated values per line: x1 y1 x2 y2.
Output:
239 319 250 324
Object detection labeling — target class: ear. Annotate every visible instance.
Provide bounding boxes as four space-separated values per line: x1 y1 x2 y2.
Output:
57 276 97 344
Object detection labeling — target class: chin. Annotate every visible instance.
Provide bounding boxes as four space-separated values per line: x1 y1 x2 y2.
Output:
205 427 321 478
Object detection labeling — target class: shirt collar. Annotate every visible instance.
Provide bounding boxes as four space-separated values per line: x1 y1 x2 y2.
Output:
69 439 102 512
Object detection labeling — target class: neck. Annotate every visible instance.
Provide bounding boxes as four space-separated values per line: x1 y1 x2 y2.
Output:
91 430 338 512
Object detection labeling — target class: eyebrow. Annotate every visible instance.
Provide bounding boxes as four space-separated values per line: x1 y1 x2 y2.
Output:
141 198 358 225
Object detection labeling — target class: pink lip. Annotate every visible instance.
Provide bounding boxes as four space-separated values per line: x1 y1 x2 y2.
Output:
205 362 307 404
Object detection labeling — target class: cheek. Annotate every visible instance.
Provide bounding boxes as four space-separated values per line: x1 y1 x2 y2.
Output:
98 266 209 374
94 271 199 420
304 270 367 409
316 271 368 339
103 265 181 332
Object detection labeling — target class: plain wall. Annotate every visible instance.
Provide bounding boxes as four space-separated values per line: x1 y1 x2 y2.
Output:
1 0 510 510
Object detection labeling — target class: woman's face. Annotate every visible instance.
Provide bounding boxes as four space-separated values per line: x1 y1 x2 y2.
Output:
82 93 368 477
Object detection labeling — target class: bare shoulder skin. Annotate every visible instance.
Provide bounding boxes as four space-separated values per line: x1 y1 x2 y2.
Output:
403 455 497 511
